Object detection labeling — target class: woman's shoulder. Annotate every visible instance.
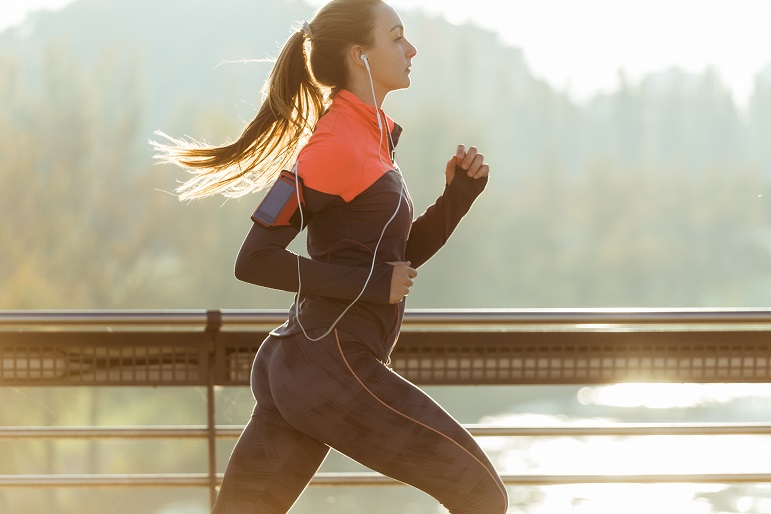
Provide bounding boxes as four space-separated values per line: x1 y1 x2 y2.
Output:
296 112 365 201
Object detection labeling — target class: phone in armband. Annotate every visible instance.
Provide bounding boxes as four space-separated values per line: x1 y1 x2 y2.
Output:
251 170 304 227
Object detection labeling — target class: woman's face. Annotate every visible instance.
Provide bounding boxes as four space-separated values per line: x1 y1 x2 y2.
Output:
362 3 418 97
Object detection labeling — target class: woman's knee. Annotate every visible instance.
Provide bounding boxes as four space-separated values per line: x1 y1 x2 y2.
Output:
449 482 508 514
477 492 508 514
481 488 508 514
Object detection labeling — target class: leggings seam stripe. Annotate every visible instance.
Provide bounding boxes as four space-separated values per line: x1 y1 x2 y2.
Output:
333 330 508 508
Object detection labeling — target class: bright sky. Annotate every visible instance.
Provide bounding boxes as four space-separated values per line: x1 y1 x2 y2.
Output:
4 0 771 107
327 0 771 108
1 0 73 30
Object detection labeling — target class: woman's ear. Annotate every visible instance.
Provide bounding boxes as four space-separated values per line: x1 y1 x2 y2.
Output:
348 45 367 69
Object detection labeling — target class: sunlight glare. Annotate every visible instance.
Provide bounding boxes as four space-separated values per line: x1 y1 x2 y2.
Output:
479 410 771 513
579 383 771 409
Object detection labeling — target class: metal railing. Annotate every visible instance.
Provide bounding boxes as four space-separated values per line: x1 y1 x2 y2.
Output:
2 308 771 507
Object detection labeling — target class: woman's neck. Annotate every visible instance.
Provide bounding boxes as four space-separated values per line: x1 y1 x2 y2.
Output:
344 76 385 108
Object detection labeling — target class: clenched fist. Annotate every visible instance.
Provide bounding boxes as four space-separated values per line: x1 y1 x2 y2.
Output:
388 261 417 304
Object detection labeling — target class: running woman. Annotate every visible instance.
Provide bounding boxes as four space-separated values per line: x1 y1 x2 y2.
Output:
153 1 507 512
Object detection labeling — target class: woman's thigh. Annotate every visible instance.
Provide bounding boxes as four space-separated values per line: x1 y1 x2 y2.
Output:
269 330 508 514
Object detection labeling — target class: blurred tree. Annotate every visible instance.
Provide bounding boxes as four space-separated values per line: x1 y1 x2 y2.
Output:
0 42 166 308
0 41 292 310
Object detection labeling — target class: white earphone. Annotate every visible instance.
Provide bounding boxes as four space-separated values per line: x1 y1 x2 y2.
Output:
293 51 406 342
360 54 383 134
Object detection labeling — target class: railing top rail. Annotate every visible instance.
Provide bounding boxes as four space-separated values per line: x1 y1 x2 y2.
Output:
3 472 771 487
1 422 769 439
3 308 771 330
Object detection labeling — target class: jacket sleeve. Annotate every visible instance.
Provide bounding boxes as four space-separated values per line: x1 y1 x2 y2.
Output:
234 187 393 304
405 165 488 268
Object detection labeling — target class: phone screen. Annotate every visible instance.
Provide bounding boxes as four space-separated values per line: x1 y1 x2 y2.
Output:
253 179 296 225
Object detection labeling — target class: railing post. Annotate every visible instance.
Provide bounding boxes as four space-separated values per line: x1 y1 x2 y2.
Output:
205 309 223 510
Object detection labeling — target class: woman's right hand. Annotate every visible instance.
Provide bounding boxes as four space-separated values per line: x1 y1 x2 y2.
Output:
388 261 417 304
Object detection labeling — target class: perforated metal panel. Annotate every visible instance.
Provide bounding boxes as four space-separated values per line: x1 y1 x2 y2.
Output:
215 329 771 385
0 332 209 385
2 310 771 386
388 331 771 384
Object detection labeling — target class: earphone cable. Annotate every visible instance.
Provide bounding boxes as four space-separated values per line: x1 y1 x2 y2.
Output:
293 56 406 342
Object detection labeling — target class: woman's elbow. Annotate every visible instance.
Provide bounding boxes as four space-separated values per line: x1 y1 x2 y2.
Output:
234 244 281 284
234 263 245 283
233 261 246 283
234 249 257 283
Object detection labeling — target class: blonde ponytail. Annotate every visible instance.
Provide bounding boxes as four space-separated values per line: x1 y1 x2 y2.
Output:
152 0 383 200
152 29 325 200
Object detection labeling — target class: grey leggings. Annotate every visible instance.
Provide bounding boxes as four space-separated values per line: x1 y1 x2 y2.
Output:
212 328 508 514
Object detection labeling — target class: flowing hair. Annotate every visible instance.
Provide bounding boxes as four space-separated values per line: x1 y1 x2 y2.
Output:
151 0 383 200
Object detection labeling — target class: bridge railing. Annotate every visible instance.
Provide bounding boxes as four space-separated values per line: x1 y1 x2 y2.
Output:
2 308 771 507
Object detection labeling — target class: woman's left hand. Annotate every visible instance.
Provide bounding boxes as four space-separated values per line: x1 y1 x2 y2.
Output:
445 145 489 186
